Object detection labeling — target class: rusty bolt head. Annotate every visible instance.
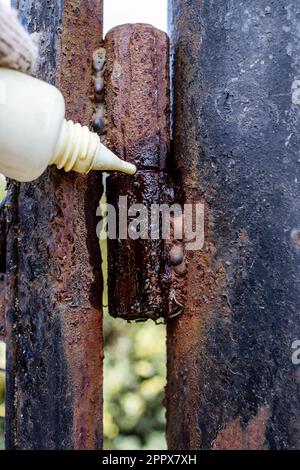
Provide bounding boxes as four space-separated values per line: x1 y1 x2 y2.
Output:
93 48 106 72
169 244 184 266
93 104 106 133
95 91 104 103
174 262 187 277
95 104 105 118
94 76 104 93
93 116 105 133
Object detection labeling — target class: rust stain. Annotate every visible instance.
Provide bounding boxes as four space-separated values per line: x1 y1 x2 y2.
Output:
212 406 270 450
166 187 231 449
0 274 6 339
105 24 170 171
105 24 172 322
0 203 6 339
4 0 103 450
291 229 300 248
239 229 251 245
167 0 300 452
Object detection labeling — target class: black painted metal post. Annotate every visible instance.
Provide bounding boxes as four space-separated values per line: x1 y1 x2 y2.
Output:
167 0 300 449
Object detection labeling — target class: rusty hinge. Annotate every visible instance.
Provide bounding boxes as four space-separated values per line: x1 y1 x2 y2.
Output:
104 24 186 322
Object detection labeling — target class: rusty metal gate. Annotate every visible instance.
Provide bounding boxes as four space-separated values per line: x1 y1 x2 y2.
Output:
1 0 300 450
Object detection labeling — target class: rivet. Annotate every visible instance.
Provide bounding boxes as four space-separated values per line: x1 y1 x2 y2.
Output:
93 48 106 72
169 245 184 266
174 262 187 277
93 116 105 133
95 104 105 118
94 91 104 103
94 76 104 93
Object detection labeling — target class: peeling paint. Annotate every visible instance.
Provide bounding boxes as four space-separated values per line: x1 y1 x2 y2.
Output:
212 407 270 450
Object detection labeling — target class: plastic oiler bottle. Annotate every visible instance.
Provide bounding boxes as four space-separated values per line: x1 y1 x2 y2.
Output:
0 68 136 182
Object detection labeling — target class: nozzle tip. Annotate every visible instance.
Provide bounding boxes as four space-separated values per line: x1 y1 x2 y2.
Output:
122 162 137 175
92 143 138 175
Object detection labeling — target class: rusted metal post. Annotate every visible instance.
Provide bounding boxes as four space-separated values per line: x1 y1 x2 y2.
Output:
167 0 300 449
0 203 6 339
6 0 103 449
0 215 7 340
105 25 173 322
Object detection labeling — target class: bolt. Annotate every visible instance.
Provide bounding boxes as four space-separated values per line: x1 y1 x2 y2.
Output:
93 106 106 133
96 104 105 117
93 115 105 133
94 76 104 93
169 245 184 266
95 91 104 103
174 262 187 277
93 48 106 71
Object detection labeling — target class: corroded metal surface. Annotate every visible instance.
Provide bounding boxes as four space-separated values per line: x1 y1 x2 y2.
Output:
105 25 170 171
167 0 300 450
105 25 173 321
107 172 174 321
0 203 6 339
0 274 6 340
6 0 103 449
0 202 6 273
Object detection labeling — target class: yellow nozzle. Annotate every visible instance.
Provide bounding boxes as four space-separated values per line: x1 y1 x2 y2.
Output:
52 119 136 175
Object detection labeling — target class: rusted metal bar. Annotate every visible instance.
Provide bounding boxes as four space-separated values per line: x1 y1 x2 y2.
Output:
0 202 6 339
0 201 5 273
167 0 300 450
6 0 103 449
105 25 173 322
0 273 6 340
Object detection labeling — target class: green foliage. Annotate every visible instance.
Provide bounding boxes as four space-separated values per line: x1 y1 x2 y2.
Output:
104 315 166 450
0 174 6 202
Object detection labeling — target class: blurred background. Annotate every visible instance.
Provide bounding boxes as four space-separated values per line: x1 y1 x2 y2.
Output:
104 317 166 450
0 0 168 451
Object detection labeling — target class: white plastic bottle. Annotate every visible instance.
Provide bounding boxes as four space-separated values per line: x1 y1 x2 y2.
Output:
0 68 136 182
